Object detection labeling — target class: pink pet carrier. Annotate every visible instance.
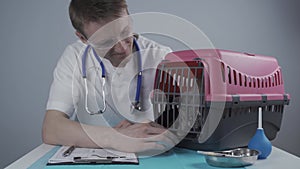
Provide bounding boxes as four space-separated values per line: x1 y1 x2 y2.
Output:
152 49 290 151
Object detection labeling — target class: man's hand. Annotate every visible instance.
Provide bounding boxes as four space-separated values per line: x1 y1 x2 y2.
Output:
111 120 179 154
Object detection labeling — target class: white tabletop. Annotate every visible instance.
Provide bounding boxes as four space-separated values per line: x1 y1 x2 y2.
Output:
5 144 300 169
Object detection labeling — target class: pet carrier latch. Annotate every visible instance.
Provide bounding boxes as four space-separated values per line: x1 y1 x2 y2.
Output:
232 95 240 105
283 94 290 105
262 95 267 104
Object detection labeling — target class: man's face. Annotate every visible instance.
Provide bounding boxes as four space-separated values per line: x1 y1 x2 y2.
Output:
82 10 134 67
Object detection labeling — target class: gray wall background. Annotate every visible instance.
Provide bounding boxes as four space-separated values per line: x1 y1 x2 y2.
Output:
1 0 299 168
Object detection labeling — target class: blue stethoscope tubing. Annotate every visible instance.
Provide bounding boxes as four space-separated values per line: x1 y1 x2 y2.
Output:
82 38 142 115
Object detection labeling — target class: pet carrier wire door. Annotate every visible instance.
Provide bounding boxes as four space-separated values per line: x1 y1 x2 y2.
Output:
152 49 290 151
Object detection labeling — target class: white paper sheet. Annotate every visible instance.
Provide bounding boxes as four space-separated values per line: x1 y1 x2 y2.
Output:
48 146 138 164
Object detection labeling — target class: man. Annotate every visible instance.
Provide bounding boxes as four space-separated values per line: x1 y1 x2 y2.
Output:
42 0 177 153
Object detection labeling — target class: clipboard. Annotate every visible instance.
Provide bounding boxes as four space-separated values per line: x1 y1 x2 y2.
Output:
47 146 139 165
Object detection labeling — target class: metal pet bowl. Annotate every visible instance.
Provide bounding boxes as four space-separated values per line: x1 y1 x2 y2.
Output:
197 148 260 168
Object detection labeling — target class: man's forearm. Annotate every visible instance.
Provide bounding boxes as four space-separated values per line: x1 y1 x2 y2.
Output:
42 110 178 153
42 110 112 148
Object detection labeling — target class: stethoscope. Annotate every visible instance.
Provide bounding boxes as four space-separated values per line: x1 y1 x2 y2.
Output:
82 38 143 115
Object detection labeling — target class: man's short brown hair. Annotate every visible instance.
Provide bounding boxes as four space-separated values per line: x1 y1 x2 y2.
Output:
69 0 128 37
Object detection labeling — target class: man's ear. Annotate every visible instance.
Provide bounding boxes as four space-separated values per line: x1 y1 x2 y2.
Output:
75 31 88 44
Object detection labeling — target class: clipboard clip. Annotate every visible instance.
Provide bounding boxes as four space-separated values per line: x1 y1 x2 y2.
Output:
73 156 113 164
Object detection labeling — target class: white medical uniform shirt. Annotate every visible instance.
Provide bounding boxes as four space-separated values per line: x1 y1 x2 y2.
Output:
46 36 172 127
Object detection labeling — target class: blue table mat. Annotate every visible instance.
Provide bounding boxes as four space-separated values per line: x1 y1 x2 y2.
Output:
28 146 246 169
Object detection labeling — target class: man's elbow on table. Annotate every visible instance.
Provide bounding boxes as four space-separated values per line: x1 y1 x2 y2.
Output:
42 122 55 145
42 127 54 145
42 110 68 145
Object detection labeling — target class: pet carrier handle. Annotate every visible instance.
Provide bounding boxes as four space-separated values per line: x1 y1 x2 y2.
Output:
243 52 255 56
